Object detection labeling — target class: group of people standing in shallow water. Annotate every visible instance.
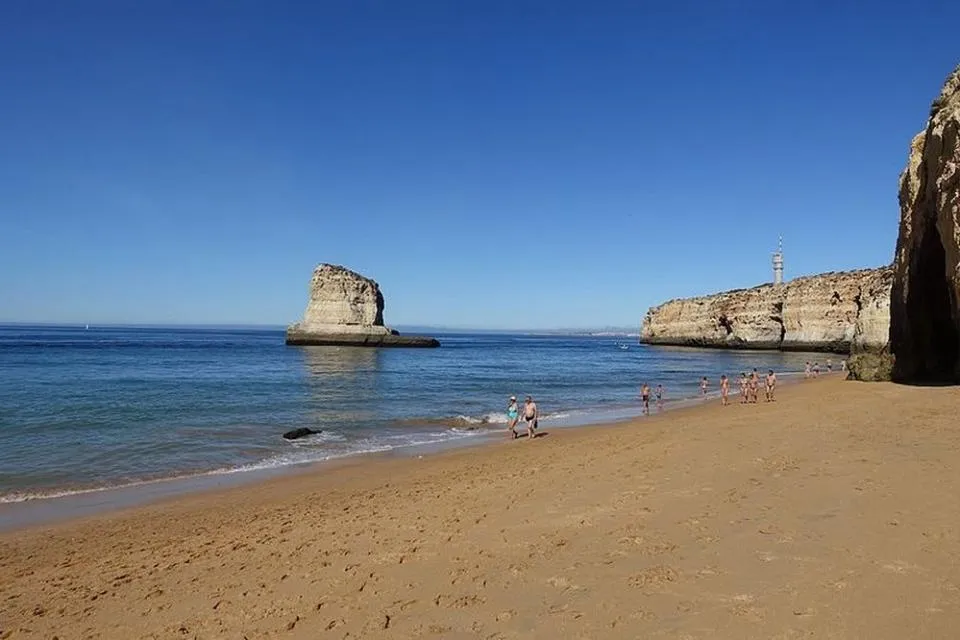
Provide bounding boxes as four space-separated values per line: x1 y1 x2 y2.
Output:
507 358 847 439
639 368 780 415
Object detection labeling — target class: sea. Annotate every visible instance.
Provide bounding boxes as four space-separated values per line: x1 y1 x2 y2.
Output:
0 325 831 506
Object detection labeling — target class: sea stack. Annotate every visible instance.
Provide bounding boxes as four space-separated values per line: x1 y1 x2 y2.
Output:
285 264 439 348
890 63 960 382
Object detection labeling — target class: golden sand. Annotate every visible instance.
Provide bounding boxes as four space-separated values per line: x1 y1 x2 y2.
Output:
2 376 959 638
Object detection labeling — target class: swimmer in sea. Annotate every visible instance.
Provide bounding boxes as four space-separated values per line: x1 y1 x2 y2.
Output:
700 376 709 396
640 383 651 415
655 384 664 411
738 373 748 404
523 395 539 439
720 374 729 406
506 396 520 439
765 370 777 402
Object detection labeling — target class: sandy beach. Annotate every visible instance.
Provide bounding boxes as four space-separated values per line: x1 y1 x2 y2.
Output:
2 376 959 639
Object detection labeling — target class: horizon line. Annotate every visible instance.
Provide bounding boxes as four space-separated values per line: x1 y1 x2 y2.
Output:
0 321 640 334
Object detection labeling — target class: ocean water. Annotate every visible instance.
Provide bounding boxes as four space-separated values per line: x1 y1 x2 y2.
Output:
0 325 832 502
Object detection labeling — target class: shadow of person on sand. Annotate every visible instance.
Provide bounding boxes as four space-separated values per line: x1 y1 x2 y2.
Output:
529 431 549 439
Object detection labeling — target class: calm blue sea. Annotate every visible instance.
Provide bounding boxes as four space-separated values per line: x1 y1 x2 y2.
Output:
0 325 828 502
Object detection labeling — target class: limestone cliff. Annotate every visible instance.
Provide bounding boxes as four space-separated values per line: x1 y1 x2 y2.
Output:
285 264 439 348
890 63 960 382
641 267 892 354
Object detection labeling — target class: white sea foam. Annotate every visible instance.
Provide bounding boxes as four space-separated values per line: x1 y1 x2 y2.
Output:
0 427 482 504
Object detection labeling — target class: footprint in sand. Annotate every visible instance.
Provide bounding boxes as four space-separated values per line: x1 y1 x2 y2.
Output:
628 565 678 589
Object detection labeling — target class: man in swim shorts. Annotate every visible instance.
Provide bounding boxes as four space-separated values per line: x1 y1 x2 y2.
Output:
738 373 748 404
506 396 520 439
749 369 759 403
523 395 539 439
720 374 729 406
655 384 664 411
765 370 777 402
640 383 651 415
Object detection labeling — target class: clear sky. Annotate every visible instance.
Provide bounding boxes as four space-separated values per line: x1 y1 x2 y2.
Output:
1 1 957 329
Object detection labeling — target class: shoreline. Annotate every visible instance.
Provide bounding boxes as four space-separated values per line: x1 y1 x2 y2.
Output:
0 371 823 534
4 375 958 638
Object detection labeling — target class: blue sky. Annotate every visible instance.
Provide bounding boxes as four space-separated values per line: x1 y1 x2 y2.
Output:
1 1 957 329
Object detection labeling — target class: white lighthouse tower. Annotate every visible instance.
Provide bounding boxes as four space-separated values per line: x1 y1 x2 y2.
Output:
772 236 784 285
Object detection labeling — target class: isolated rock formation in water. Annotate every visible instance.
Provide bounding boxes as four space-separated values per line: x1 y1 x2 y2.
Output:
890 64 960 383
640 267 892 354
285 264 439 348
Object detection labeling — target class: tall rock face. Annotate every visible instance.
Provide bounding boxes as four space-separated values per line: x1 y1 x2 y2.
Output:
641 267 892 354
890 64 960 382
286 264 439 348
299 264 386 333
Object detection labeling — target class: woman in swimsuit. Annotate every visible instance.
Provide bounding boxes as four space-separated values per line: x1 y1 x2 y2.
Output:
738 373 747 404
720 375 729 406
506 396 520 439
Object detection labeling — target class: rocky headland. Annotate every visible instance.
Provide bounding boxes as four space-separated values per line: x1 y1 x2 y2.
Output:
285 264 439 348
640 267 892 354
889 63 960 382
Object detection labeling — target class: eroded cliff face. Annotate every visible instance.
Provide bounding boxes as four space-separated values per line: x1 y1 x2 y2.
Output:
285 264 439 347
641 267 892 354
295 264 388 335
890 64 960 382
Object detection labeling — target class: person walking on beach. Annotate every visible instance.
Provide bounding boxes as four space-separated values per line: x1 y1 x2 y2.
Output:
765 370 777 402
826 358 833 373
640 383 651 415
700 376 709 396
720 375 729 406
804 361 811 379
749 369 760 403
738 373 748 404
655 384 664 411
523 396 539 439
506 396 520 439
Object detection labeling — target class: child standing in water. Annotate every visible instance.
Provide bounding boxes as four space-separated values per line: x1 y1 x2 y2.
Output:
700 376 709 396
720 375 729 406
655 384 664 411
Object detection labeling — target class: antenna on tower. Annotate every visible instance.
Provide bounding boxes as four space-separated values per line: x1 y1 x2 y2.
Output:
772 236 784 285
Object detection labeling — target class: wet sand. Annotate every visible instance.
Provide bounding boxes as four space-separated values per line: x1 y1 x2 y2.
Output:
2 376 959 638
